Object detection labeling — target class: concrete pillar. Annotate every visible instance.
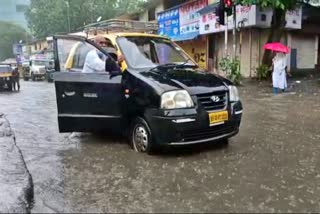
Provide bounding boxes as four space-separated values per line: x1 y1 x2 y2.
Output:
287 33 292 71
249 29 252 77
315 35 319 66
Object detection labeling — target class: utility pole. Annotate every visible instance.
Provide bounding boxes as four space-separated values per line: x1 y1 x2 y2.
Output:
232 4 236 59
222 0 233 57
224 11 228 57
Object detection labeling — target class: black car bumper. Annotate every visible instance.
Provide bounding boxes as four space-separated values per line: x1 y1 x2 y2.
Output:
146 101 243 146
33 73 46 77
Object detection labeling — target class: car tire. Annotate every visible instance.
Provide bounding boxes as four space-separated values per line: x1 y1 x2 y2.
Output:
221 138 229 146
7 80 12 91
129 117 156 154
24 77 29 81
31 73 35 81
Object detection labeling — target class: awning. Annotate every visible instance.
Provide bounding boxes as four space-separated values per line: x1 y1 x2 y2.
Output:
172 32 199 42
198 2 220 15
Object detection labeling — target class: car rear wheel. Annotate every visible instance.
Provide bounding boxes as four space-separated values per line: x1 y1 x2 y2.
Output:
6 80 12 91
129 117 155 154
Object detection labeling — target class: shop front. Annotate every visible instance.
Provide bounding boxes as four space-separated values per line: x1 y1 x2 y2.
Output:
197 3 303 76
176 36 208 70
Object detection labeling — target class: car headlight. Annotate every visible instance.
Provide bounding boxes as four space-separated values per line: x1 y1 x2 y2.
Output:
228 85 240 102
161 90 194 109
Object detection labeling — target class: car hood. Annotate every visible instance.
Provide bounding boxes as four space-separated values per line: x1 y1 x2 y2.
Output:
140 68 228 95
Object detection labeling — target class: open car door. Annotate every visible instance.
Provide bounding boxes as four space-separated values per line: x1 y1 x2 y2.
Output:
53 35 124 133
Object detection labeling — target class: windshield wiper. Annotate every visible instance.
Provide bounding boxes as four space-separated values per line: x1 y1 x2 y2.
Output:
150 59 196 72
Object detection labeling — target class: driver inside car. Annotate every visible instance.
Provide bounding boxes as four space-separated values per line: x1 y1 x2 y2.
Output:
83 35 121 73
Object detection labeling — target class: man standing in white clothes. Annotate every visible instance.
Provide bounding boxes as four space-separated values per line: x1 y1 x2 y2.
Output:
83 35 108 73
272 52 287 94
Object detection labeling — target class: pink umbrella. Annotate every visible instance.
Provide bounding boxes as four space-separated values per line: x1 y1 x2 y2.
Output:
263 42 290 53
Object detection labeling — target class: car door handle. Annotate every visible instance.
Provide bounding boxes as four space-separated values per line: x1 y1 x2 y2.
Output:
63 91 76 97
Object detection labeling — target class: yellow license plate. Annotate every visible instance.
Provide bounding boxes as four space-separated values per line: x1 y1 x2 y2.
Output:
209 111 228 125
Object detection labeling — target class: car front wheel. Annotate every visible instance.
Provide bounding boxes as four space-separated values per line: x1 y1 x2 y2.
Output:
31 73 35 81
129 117 155 154
221 138 229 147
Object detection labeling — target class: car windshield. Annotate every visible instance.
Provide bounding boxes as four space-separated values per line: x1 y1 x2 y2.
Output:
117 36 195 69
0 66 11 72
33 60 46 66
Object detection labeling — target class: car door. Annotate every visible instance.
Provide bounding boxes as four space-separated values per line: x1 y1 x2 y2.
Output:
53 35 125 133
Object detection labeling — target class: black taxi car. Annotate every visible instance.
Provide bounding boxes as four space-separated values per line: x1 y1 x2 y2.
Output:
53 33 243 154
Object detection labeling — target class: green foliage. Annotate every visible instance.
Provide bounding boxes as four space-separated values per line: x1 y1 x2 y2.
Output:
26 0 147 38
0 21 28 61
236 0 299 10
256 64 270 80
219 57 242 85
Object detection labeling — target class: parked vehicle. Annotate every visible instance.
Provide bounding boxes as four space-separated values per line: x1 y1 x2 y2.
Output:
0 64 13 91
53 33 243 154
27 59 47 81
22 61 30 81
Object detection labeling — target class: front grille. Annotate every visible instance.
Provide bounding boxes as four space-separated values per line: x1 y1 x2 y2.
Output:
180 124 237 142
197 91 228 111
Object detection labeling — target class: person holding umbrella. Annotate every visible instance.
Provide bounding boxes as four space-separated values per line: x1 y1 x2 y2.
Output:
272 52 287 94
263 42 290 94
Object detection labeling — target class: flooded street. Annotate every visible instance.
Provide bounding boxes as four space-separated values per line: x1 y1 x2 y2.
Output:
0 79 320 213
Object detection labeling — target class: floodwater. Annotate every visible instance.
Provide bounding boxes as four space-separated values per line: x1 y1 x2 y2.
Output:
0 77 319 213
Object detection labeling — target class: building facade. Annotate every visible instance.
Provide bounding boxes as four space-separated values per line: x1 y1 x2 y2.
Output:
21 37 54 62
138 0 320 77
0 0 30 29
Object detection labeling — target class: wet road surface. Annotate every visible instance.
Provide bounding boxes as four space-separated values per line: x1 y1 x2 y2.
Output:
0 114 33 213
0 78 320 213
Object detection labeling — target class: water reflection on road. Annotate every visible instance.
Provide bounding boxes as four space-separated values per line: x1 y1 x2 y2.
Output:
0 80 319 212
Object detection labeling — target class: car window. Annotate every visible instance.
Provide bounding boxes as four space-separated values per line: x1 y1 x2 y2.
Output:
0 66 11 72
154 42 186 64
117 36 195 69
58 39 99 72
72 43 91 69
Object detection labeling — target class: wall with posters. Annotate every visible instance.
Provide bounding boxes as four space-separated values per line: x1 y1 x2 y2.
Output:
177 36 208 70
157 0 209 69
158 0 208 41
199 5 302 35
200 5 259 35
285 7 302 29
179 0 208 36
157 8 180 40
256 6 302 29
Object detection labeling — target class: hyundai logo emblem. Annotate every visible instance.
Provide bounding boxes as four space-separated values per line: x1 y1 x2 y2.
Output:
211 95 220 103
